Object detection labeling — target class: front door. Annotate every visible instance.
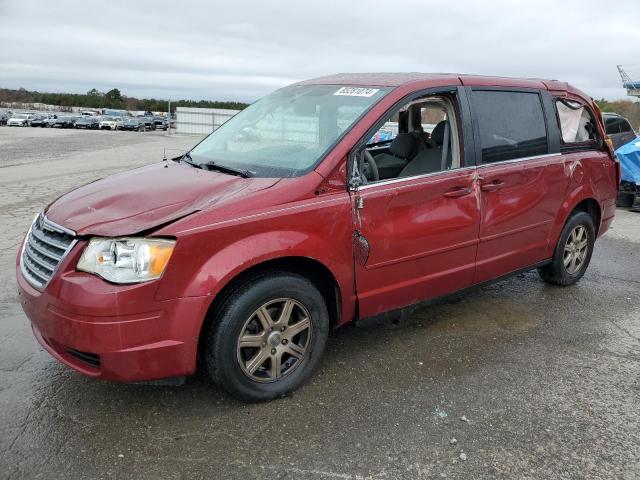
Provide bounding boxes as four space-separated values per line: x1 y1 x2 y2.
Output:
353 169 480 318
350 88 480 319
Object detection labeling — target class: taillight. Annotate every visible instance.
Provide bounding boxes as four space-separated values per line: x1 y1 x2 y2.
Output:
614 155 621 186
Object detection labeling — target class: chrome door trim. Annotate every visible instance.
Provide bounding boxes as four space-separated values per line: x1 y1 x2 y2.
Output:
476 153 558 170
356 166 478 191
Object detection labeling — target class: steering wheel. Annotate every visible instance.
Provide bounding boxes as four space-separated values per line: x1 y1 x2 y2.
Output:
362 150 380 182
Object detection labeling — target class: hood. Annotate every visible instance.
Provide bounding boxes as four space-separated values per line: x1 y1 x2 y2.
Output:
45 162 279 236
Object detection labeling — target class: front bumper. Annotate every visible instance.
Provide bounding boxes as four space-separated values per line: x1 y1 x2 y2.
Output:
16 243 211 382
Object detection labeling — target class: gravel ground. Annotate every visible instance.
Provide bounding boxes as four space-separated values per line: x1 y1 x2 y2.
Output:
0 127 639 479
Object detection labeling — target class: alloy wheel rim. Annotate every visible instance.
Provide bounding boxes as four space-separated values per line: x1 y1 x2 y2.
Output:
236 298 312 383
563 225 589 275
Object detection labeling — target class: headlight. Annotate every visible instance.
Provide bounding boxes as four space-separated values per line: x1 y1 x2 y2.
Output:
77 238 175 284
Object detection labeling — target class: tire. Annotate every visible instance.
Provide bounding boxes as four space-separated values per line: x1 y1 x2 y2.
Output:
616 191 635 208
538 211 595 286
204 271 329 402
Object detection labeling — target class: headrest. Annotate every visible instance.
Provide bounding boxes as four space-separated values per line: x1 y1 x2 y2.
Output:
390 133 420 159
431 120 450 145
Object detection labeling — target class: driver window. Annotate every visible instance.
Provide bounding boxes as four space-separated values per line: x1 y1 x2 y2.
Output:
361 95 461 183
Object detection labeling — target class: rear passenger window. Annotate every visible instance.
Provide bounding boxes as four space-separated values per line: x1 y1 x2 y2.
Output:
556 100 597 143
471 91 548 163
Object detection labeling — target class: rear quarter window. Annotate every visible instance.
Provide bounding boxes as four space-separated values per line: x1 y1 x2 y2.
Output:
556 100 598 144
471 90 548 163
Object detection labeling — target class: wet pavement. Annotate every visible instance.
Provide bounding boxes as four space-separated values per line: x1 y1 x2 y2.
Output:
1 128 639 479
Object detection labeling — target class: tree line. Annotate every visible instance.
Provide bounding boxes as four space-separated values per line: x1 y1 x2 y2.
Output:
0 87 248 112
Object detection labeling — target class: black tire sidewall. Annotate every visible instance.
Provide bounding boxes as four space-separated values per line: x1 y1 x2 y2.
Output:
553 211 595 283
207 273 329 401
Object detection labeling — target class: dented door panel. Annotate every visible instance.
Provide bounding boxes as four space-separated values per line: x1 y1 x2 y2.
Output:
352 168 480 318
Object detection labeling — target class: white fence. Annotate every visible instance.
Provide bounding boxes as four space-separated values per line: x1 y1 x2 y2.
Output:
175 107 240 135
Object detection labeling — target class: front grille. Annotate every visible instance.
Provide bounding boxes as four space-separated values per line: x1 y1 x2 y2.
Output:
21 214 76 289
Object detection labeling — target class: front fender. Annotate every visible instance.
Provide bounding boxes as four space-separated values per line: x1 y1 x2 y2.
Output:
186 230 351 298
154 194 356 323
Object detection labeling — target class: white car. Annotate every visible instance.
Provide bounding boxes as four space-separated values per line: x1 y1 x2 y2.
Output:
99 116 124 130
7 113 33 127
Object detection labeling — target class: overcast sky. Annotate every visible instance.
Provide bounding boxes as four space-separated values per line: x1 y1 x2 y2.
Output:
1 0 639 102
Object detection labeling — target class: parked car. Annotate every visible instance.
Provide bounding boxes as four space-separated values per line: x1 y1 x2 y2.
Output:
16 73 618 402
120 117 146 131
74 116 100 129
0 110 11 125
7 113 33 126
603 112 637 150
99 116 123 130
52 116 78 128
154 116 168 131
43 115 58 128
139 115 156 130
30 114 53 127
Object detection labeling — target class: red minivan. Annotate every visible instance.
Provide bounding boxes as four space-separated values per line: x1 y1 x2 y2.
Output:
17 73 618 401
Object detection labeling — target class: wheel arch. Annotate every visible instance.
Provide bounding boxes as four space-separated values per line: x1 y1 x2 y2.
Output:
547 193 602 257
196 255 343 362
570 198 601 236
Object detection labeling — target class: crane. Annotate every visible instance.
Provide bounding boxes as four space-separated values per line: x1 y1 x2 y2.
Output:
617 65 640 98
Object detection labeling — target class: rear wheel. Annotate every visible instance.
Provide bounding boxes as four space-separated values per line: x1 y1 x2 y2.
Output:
538 211 595 286
204 271 329 402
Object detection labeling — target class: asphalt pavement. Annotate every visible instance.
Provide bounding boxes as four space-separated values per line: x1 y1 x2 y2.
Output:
0 127 638 479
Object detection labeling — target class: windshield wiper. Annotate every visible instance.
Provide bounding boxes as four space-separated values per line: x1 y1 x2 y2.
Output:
198 160 253 178
180 151 202 168
180 152 252 177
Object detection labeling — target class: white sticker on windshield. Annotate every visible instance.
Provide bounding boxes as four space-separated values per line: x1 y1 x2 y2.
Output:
334 87 380 97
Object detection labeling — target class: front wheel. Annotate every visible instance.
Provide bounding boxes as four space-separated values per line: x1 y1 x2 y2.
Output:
538 211 595 286
204 271 329 402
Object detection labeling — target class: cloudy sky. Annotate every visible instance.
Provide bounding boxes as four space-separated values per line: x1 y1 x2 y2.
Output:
1 0 639 102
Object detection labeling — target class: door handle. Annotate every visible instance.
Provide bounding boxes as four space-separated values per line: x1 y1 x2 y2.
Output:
444 187 472 198
480 180 504 192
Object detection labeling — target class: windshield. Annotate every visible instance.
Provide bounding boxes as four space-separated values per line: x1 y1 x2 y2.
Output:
189 85 389 177
15 114 28 119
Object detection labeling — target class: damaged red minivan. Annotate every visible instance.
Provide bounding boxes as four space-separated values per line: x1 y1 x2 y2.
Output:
17 73 618 401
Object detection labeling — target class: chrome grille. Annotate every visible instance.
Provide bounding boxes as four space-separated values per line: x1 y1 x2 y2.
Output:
21 214 76 289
